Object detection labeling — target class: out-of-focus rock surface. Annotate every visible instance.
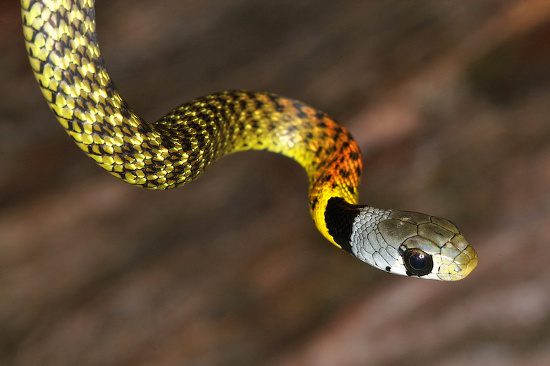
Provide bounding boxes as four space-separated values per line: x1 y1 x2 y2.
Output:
1 1 550 365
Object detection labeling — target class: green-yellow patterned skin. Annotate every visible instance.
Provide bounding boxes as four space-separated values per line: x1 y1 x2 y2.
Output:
21 0 361 246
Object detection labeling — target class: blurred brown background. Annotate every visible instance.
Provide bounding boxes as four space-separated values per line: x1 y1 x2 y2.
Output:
2 0 550 365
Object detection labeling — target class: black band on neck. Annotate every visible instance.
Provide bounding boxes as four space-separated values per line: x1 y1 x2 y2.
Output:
324 197 362 253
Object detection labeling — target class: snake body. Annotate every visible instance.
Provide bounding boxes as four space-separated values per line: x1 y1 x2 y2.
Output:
21 0 478 280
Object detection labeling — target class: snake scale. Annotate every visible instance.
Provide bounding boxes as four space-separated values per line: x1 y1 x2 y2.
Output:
21 0 478 280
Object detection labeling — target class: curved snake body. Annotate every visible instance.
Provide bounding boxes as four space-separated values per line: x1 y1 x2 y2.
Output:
21 0 478 280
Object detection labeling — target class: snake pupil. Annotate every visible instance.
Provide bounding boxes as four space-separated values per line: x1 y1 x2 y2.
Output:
403 248 433 276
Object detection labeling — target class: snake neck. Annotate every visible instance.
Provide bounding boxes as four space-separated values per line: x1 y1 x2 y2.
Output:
323 197 365 251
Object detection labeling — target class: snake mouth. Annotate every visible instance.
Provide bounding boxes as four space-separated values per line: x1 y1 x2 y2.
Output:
455 243 478 279
459 252 479 278
436 245 478 281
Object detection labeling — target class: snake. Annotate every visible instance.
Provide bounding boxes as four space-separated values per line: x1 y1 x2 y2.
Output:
21 0 478 281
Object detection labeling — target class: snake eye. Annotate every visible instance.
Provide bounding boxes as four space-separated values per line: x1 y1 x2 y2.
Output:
403 248 433 277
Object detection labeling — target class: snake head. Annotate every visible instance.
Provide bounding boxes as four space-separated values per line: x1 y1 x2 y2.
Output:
349 207 478 281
